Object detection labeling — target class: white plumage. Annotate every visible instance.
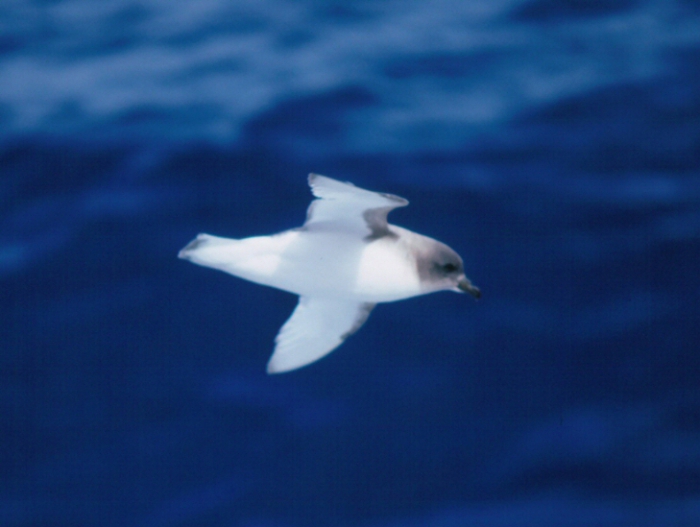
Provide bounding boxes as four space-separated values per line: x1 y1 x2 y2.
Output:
179 174 480 373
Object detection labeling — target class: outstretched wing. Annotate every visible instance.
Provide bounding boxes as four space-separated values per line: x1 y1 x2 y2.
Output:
304 173 408 239
267 296 375 374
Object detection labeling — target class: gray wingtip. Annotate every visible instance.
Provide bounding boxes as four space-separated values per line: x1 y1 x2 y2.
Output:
266 361 281 375
380 192 409 207
265 355 308 375
308 173 408 206
308 172 357 191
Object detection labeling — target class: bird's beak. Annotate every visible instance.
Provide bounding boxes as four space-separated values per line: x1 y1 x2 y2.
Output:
457 277 481 299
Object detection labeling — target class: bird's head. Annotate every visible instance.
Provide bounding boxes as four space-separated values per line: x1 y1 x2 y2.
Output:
418 241 481 299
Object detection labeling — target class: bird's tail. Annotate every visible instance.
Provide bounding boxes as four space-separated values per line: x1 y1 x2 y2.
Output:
178 233 242 271
179 231 295 287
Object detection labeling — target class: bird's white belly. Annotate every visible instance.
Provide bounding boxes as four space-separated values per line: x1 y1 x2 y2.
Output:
222 230 419 302
186 228 424 302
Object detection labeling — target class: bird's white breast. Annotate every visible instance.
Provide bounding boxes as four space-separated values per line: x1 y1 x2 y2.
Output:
354 236 422 301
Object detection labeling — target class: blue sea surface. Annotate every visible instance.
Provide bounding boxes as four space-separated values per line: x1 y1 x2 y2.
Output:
2 1 700 526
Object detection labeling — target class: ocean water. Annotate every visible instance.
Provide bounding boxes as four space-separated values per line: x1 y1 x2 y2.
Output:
2 1 700 526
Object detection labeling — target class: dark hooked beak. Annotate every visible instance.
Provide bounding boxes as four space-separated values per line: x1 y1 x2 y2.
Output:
457 277 481 299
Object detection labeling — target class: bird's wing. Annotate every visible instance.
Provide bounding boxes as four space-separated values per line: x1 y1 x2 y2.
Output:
304 173 408 239
267 296 375 374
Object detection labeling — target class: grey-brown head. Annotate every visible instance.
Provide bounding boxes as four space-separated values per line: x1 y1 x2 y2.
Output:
416 240 481 299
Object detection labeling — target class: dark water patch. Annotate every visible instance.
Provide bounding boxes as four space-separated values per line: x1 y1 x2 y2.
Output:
312 0 385 24
384 50 501 80
0 34 23 54
509 72 700 174
510 0 641 23
275 28 316 49
240 86 378 156
170 57 246 79
112 103 223 132
160 13 269 47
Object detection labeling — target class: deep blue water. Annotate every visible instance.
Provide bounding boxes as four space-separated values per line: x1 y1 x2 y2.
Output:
3 1 700 526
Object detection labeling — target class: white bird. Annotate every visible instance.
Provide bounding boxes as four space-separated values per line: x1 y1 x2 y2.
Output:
179 174 480 374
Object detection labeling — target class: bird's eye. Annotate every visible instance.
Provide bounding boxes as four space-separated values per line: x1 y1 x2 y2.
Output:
442 263 458 273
